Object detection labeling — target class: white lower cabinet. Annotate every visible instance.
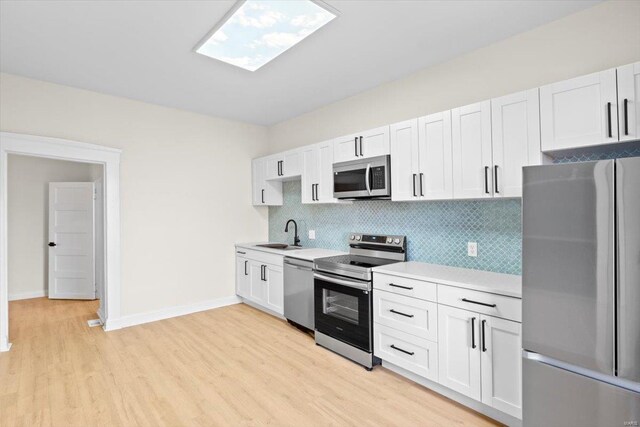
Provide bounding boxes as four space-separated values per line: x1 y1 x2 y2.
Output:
437 303 523 420
437 304 482 400
373 271 522 422
236 249 284 315
480 315 522 419
236 256 250 298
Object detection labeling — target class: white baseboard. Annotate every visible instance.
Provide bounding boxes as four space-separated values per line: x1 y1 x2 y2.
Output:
103 295 241 331
8 290 47 301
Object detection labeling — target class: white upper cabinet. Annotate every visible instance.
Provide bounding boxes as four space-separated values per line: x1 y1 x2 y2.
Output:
391 113 453 201
390 119 420 201
491 89 541 198
266 149 302 180
438 304 482 401
334 125 390 163
540 69 618 151
301 145 317 204
418 111 453 200
618 61 640 142
452 101 493 199
480 315 523 420
301 140 340 204
317 140 338 202
252 157 283 206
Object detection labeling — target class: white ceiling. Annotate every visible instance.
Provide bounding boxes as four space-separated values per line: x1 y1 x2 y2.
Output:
0 0 599 126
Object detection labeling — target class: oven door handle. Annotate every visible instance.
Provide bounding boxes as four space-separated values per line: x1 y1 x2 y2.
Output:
365 163 372 195
314 272 370 291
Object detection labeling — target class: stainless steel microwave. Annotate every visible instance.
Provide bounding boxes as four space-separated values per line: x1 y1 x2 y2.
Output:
333 155 391 200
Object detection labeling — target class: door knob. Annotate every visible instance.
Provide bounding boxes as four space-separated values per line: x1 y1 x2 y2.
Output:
48 242 56 247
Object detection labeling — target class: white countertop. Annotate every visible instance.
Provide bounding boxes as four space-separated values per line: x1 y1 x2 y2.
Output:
372 261 521 298
235 242 346 261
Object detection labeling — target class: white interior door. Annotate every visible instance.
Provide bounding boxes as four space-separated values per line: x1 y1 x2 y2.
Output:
48 182 95 300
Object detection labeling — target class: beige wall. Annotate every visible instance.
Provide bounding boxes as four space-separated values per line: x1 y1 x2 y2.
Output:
7 155 98 299
1 73 270 316
268 0 640 152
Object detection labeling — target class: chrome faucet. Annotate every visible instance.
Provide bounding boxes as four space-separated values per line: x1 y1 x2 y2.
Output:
284 219 301 247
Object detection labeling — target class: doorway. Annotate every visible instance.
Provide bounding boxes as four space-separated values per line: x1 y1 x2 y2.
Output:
8 155 104 320
0 132 122 351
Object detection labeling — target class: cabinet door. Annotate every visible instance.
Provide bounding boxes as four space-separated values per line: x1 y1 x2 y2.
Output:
480 315 522 419
301 145 318 204
265 266 284 315
491 89 541 198
252 158 283 206
252 158 266 205
618 61 640 142
359 125 390 159
282 150 302 177
249 262 266 304
390 119 420 201
334 134 359 163
540 69 618 151
317 140 338 203
452 101 493 199
236 256 250 298
418 111 453 200
265 155 282 180
438 305 481 400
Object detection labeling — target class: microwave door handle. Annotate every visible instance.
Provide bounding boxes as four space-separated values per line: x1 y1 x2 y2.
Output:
365 164 372 195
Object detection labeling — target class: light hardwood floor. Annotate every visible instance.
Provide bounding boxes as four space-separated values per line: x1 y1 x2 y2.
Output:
1 298 500 426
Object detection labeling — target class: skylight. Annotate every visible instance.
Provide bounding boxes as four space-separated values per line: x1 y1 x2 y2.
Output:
195 0 336 71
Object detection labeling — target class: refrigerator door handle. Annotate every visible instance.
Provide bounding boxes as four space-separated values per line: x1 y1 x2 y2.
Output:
522 350 640 393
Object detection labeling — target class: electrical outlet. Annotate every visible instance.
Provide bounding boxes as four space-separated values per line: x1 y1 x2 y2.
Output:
308 230 316 240
467 242 478 257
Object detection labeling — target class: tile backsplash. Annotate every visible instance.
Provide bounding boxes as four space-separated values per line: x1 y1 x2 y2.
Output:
269 181 522 275
269 145 639 277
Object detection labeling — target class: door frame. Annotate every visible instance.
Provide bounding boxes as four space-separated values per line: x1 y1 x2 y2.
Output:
0 132 122 351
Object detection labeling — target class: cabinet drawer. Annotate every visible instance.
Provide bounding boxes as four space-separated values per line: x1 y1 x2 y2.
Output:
235 248 283 268
373 290 437 341
373 273 437 302
374 323 438 382
438 285 521 322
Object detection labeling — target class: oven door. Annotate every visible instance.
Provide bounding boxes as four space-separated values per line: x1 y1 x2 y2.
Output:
333 155 390 199
314 271 372 352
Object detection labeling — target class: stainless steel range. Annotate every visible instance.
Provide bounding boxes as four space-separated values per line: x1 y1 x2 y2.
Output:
313 233 406 369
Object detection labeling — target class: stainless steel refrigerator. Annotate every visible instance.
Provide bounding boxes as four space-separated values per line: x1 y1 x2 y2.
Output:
522 158 640 426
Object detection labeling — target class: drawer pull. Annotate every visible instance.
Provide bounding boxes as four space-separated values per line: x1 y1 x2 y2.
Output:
389 309 414 318
390 344 414 356
237 251 246 254
388 283 413 290
462 298 496 308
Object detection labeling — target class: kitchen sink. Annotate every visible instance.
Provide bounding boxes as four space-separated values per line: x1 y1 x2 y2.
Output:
255 243 302 251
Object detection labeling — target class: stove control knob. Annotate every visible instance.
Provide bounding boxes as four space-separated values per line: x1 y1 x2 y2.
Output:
394 238 401 244
355 235 361 241
386 237 392 244
350 235 355 240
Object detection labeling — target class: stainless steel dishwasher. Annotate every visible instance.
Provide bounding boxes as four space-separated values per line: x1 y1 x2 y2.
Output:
283 256 314 331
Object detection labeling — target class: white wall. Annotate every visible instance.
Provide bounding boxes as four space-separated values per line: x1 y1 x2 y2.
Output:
0 73 270 316
268 0 640 152
7 155 98 300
